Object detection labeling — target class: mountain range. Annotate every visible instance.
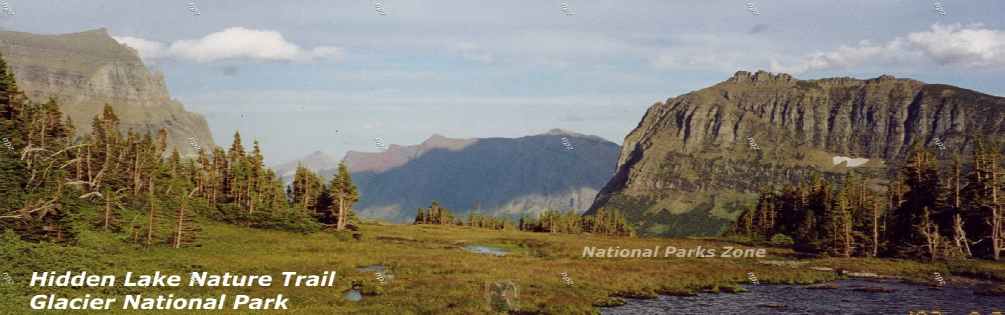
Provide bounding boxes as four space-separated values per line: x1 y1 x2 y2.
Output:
277 130 621 222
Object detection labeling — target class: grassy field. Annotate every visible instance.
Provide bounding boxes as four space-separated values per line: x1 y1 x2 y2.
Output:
1 221 1003 314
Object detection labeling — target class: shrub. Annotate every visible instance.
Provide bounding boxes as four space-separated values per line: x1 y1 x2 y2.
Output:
770 234 795 247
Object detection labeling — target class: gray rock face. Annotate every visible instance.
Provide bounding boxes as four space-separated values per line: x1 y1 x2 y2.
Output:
0 28 215 154
589 70 1005 236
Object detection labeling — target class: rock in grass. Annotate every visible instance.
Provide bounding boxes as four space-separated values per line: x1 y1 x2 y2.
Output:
343 289 363 302
842 271 880 278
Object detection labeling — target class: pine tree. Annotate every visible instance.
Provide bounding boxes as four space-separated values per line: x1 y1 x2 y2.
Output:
831 187 853 257
869 195 883 257
888 148 943 258
962 139 1003 260
329 162 359 230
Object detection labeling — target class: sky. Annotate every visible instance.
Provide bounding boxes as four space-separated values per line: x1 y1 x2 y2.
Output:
1 0 1003 164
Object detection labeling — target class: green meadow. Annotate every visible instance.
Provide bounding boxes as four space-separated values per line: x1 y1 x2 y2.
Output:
2 221 1003 314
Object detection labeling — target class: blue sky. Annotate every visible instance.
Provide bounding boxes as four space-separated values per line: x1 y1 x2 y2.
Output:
2 0 1004 164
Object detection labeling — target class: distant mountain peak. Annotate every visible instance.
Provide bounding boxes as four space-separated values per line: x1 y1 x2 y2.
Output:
273 150 340 176
306 150 330 157
422 134 461 146
728 70 794 83
545 128 576 135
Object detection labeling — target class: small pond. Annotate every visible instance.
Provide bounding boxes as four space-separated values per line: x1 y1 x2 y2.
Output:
464 244 508 256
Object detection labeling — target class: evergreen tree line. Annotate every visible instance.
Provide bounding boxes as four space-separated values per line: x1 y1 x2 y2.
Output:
288 162 360 230
0 53 356 247
729 143 1004 261
413 201 634 236
518 208 633 236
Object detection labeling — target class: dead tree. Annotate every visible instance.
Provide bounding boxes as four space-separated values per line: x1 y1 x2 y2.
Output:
172 189 199 249
146 178 156 247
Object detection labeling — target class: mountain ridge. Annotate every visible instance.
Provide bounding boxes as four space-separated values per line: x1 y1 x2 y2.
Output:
588 70 1005 237
0 28 215 154
280 131 621 222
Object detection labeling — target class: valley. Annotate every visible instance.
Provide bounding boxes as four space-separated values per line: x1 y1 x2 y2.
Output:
0 15 1004 314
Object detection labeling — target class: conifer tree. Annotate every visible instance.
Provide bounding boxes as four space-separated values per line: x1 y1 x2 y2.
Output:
329 162 359 230
888 148 943 258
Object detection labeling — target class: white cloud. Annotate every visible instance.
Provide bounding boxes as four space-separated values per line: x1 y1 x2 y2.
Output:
112 36 167 60
907 23 1005 67
114 27 343 63
769 39 909 74
772 24 1005 74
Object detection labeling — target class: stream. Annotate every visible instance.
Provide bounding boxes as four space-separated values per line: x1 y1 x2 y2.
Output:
601 279 1004 314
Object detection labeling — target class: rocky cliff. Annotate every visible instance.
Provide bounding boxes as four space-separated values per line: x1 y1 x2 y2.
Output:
588 70 1005 236
0 28 214 154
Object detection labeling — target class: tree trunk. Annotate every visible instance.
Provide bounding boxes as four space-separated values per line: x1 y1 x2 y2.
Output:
872 200 880 257
337 197 346 230
133 153 143 195
955 214 971 257
303 183 309 210
103 191 112 231
146 178 155 247
86 145 92 182
992 157 1001 261
174 197 186 249
75 147 83 180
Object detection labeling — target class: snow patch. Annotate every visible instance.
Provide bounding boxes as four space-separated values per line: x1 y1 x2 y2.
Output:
832 156 869 167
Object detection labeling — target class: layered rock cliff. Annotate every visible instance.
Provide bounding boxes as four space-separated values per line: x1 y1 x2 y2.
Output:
588 71 1005 236
0 28 214 154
